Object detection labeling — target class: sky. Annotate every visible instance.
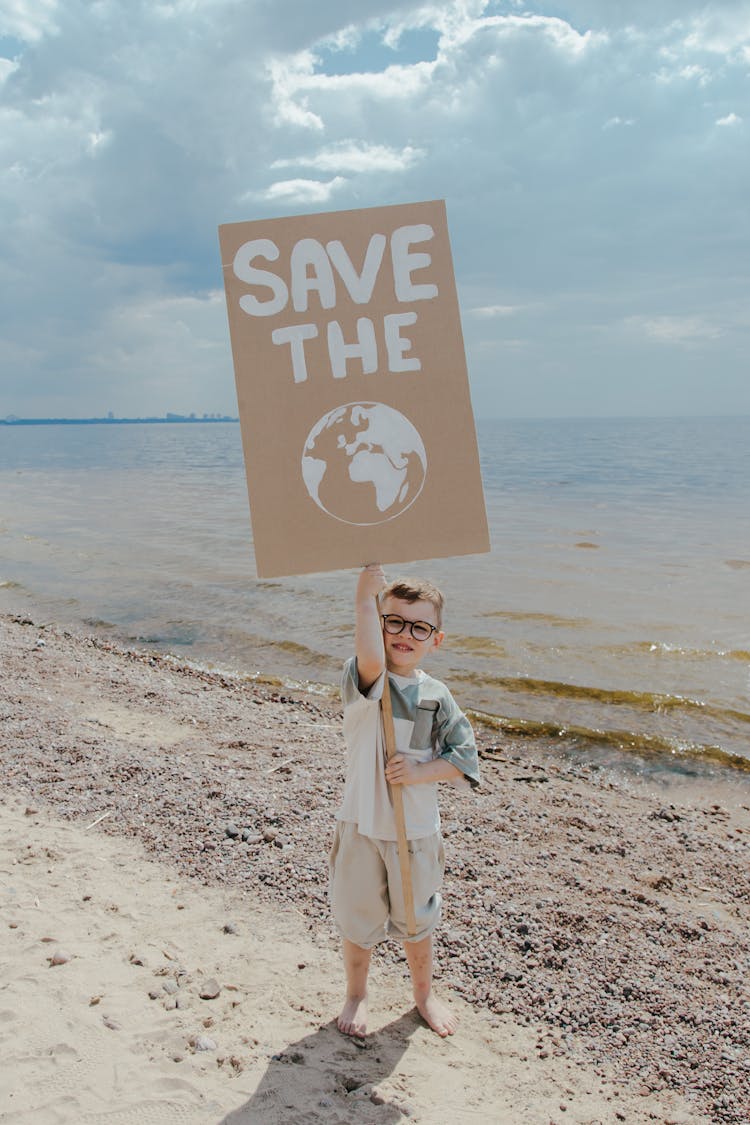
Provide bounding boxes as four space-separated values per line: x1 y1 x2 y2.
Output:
1 0 748 420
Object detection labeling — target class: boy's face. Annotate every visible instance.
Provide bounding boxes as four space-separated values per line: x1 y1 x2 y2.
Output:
380 594 444 676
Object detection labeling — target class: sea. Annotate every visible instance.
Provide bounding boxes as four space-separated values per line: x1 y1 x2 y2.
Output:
1 417 748 784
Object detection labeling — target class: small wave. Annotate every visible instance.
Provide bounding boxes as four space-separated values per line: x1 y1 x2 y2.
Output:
148 652 339 698
486 610 593 628
448 634 507 657
0 579 22 590
452 671 750 725
263 637 341 669
466 710 750 774
133 632 196 648
609 641 750 663
156 652 289 690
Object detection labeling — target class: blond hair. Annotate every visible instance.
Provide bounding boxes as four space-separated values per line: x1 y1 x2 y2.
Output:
380 577 444 628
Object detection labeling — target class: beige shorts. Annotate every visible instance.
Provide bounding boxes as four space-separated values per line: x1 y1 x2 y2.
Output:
329 820 445 947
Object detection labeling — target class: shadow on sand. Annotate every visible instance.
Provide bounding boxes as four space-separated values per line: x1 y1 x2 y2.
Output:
220 1011 425 1124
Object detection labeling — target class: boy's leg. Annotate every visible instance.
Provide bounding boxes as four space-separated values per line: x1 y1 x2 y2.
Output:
329 823 390 1038
385 833 456 1037
403 935 459 1037
338 938 371 1037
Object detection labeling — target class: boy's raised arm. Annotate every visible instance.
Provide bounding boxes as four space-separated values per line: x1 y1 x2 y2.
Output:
355 564 387 692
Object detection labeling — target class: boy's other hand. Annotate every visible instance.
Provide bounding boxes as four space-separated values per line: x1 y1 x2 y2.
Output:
357 563 387 603
385 753 420 786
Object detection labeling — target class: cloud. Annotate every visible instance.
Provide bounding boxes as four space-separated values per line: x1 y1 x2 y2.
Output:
548 1 750 34
271 141 423 174
0 0 59 43
1 0 748 419
603 115 635 128
260 176 349 204
0 56 19 81
683 5 750 53
470 304 527 318
624 314 725 345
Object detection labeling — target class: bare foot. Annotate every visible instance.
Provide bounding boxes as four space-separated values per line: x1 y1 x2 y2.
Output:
337 995 368 1038
416 993 459 1037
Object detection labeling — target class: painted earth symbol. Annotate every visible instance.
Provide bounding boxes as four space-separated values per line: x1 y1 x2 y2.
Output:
301 402 427 526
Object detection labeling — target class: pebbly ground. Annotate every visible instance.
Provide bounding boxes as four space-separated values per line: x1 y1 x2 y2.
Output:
1 613 749 1124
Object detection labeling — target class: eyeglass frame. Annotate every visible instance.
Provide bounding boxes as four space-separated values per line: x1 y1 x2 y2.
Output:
380 613 439 642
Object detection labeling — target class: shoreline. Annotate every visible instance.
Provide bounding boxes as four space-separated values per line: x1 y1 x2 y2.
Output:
2 583 748 788
1 612 749 1123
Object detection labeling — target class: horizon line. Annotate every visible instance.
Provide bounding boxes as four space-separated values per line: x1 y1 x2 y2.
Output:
1 415 240 425
2 412 748 426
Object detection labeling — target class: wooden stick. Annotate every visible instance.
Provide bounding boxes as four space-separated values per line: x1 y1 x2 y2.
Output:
381 670 418 937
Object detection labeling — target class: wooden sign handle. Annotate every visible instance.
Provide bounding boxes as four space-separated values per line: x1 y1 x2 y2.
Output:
381 663 418 937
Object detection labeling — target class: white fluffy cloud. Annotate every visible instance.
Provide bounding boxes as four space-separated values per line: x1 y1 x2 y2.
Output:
1 0 748 418
0 0 59 42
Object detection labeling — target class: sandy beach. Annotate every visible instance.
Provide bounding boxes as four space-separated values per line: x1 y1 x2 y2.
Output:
1 612 748 1124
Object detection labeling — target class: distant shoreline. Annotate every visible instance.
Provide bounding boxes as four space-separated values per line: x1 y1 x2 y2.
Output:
1 416 239 426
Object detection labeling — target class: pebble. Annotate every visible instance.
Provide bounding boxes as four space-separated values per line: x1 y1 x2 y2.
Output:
199 978 221 1000
48 949 72 966
396 1101 416 1118
193 1035 217 1052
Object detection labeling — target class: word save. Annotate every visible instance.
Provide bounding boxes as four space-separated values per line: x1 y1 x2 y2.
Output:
232 225 439 383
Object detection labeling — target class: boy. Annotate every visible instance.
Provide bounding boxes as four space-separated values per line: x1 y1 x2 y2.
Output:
330 563 480 1038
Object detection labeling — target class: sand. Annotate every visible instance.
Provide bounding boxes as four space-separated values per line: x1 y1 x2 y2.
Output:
1 612 748 1123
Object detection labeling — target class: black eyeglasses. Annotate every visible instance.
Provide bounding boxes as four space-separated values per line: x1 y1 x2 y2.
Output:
381 614 438 642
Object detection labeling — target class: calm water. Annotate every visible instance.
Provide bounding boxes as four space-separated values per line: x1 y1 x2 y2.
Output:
1 418 748 778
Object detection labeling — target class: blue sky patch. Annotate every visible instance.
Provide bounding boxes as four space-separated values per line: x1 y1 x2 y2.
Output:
0 35 24 60
315 26 441 77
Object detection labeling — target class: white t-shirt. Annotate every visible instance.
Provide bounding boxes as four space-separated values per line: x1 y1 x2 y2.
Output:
337 657 480 842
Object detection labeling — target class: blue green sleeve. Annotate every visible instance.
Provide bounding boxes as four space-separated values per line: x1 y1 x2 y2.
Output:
435 693 480 789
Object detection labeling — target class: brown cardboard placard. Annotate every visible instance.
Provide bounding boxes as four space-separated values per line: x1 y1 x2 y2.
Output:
218 199 489 577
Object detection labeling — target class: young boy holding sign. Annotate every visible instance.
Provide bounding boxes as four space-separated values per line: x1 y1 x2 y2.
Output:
330 564 480 1038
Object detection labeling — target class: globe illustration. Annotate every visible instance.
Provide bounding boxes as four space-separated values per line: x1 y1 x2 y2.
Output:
301 402 427 526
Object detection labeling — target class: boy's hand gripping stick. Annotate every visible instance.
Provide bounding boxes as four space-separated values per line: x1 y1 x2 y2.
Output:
380 673 418 937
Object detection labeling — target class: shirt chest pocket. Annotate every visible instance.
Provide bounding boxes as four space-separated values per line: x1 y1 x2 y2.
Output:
409 700 439 752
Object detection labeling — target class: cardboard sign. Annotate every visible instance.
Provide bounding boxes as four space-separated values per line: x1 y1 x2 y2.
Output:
218 199 489 578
